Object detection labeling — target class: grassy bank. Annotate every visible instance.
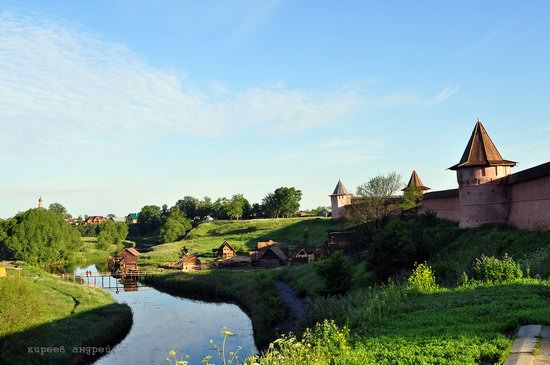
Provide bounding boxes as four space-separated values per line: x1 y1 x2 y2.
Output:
144 268 285 347
0 265 132 365
140 217 342 267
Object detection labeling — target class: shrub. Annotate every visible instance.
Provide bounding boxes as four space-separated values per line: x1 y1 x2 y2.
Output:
2 208 82 266
472 254 523 283
315 252 354 296
407 262 438 293
160 208 192 243
97 220 128 250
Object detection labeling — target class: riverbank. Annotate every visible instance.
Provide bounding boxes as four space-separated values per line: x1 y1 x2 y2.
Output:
0 265 132 365
143 268 286 348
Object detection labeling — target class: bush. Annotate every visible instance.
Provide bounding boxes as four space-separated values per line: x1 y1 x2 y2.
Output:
160 208 192 243
472 254 523 283
2 209 82 266
315 252 354 296
97 220 128 250
407 262 438 293
367 214 459 282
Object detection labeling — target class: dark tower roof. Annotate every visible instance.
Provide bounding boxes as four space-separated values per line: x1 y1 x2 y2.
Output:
402 170 430 191
449 120 516 170
330 179 351 196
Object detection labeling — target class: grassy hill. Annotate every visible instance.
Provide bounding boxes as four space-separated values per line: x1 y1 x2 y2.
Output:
140 217 343 267
0 265 132 364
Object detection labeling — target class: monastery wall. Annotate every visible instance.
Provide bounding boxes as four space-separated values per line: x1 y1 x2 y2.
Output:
508 174 550 230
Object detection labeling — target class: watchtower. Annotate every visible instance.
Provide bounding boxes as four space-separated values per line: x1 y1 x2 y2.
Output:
449 120 516 228
330 179 352 219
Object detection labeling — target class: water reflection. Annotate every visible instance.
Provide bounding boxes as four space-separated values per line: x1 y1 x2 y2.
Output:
73 264 257 365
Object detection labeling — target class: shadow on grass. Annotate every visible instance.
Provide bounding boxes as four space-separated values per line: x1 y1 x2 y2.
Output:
0 303 132 365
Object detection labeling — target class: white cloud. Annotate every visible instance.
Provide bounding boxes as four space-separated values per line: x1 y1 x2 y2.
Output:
422 85 461 108
0 12 459 159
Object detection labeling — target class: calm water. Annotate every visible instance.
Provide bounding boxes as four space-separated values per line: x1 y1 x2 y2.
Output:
73 264 257 365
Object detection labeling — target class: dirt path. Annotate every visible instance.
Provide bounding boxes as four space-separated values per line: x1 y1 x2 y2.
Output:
275 281 306 335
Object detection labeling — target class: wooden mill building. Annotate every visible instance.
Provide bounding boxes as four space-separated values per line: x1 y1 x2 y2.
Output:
109 247 141 273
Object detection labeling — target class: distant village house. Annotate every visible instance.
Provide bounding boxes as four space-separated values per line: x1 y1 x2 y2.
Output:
212 241 237 259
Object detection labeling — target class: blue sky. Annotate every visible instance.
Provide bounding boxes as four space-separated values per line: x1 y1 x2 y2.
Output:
1 0 549 218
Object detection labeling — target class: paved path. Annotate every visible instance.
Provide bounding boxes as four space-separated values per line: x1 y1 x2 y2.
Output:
275 281 306 335
504 325 550 365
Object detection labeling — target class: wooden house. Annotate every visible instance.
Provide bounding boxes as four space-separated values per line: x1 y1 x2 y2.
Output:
257 246 289 267
212 241 237 259
293 246 319 264
326 231 361 255
178 254 201 271
83 216 106 225
110 247 141 273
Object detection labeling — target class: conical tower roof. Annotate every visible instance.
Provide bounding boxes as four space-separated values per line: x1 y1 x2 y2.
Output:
330 179 351 196
402 170 430 191
449 120 516 170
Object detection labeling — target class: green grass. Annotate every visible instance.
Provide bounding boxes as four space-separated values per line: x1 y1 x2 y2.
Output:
0 265 132 364
293 280 550 365
140 217 342 267
433 223 550 283
70 238 117 264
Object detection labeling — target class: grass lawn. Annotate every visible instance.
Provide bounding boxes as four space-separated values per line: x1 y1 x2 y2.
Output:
0 265 132 365
140 217 342 268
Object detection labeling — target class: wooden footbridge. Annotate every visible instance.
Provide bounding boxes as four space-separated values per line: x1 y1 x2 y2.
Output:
59 271 161 290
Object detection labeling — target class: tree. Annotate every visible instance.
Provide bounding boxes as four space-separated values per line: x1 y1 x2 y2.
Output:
197 197 214 218
2 208 82 267
175 196 200 219
48 203 71 219
345 172 403 225
160 208 192 243
97 220 128 250
138 205 162 234
213 197 230 220
262 187 302 218
401 186 424 210
251 203 263 218
224 194 250 220
315 252 354 296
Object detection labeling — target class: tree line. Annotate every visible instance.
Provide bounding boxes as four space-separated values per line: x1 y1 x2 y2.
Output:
136 186 303 241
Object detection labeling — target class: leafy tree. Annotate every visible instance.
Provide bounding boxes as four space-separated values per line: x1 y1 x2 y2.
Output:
97 220 128 250
213 197 230 220
262 187 302 218
160 208 192 243
2 208 82 267
224 194 249 220
315 252 354 296
401 186 424 210
138 205 162 234
48 202 71 219
345 172 402 226
175 196 200 219
197 196 214 218
251 203 263 218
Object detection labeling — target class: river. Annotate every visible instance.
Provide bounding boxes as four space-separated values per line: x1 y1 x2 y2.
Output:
73 264 257 365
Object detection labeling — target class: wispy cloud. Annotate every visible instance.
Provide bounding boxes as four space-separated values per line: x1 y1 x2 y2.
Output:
0 12 458 160
421 85 461 108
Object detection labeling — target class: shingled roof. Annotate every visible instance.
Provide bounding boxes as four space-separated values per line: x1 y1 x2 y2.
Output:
330 179 351 196
449 120 516 170
402 170 430 191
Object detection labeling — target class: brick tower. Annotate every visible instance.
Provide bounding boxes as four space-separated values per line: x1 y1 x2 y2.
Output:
449 120 516 228
330 179 352 219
